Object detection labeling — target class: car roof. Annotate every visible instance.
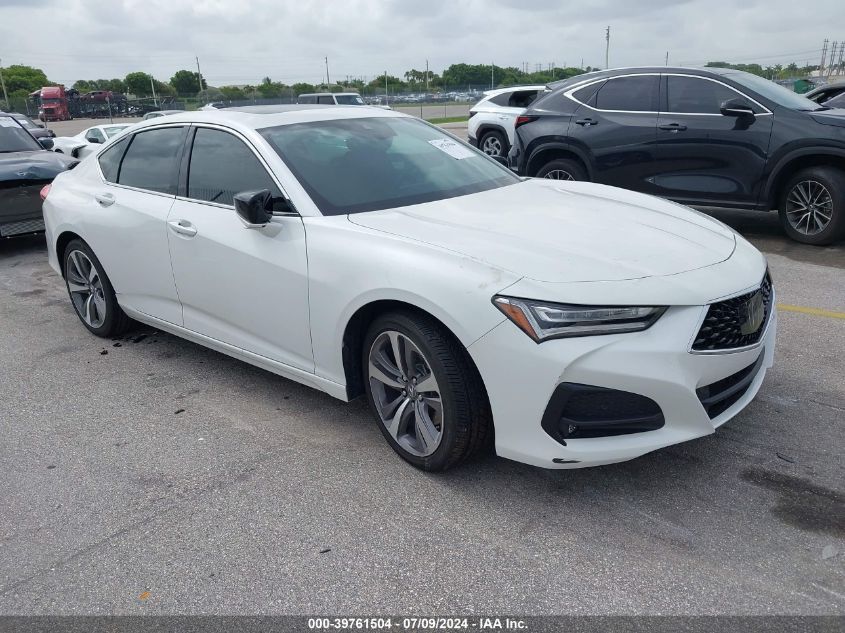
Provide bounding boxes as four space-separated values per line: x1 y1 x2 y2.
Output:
546 66 748 91
298 92 361 97
129 104 407 131
483 85 547 97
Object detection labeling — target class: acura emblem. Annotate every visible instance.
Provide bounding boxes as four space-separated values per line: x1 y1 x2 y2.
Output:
740 291 765 335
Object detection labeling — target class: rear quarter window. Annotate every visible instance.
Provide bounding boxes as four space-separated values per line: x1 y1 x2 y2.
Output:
97 137 129 183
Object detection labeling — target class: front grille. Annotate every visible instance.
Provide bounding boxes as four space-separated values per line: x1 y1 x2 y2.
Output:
696 351 765 419
541 383 665 445
692 273 773 352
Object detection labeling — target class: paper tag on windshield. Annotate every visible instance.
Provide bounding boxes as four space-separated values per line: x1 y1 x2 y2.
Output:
428 138 476 160
0 117 17 128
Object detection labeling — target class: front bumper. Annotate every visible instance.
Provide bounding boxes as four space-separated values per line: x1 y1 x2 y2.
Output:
468 303 776 468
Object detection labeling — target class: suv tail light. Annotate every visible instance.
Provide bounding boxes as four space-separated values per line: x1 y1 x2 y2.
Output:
515 115 538 128
40 184 51 201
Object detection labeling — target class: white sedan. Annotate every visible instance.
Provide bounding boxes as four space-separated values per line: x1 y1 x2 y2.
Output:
51 124 131 158
42 106 776 471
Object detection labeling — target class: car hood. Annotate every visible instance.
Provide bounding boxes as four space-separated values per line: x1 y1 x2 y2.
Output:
810 108 845 128
348 179 736 283
0 150 78 183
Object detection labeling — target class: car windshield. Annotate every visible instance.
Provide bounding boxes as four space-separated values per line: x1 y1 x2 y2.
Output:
0 115 41 152
260 116 519 215
726 71 826 111
335 95 365 105
104 126 128 138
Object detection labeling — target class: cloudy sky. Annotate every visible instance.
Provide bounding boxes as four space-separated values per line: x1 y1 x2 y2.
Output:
1 0 843 86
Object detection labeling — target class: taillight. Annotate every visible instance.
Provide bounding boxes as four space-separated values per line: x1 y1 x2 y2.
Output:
40 184 51 201
515 115 538 128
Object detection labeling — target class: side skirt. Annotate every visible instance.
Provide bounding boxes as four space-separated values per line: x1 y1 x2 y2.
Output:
120 304 350 402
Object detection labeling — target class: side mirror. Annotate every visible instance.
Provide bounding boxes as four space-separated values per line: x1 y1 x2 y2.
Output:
234 189 273 228
39 138 54 150
720 98 755 118
85 135 101 143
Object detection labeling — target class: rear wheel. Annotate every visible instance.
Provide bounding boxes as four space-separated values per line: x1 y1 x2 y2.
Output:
536 158 587 181
63 239 132 337
778 167 845 245
363 311 491 471
479 130 507 158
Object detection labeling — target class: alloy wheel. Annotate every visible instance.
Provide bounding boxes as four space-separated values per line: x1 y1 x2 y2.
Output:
368 330 443 457
482 136 503 157
66 250 107 328
543 169 575 181
785 180 833 236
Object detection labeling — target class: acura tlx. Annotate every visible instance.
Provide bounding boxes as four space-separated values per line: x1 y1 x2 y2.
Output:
41 106 776 471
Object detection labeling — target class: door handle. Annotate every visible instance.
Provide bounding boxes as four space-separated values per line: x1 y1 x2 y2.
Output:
168 219 198 237
575 118 597 127
94 192 115 206
659 123 688 132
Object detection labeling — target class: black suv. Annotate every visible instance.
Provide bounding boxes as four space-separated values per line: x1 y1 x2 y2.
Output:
509 67 845 245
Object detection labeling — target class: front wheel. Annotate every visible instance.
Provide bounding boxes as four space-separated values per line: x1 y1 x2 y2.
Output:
63 239 132 337
536 158 587 181
363 311 491 471
778 167 845 245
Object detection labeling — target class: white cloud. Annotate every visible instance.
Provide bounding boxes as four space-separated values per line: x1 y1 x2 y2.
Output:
0 0 840 86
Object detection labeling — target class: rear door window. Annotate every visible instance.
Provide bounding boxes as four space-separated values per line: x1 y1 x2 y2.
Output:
593 76 659 112
97 137 130 183
117 127 186 194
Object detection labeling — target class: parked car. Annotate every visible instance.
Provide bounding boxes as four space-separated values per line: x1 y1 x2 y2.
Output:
142 110 183 120
8 112 55 139
0 112 77 237
805 80 845 105
467 85 547 158
51 124 131 158
297 92 366 105
200 102 226 110
510 67 845 245
42 106 775 471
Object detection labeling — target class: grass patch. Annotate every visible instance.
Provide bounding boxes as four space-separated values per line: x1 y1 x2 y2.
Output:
427 116 469 124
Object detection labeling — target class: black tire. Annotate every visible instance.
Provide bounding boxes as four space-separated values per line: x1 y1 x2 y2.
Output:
479 129 508 158
63 239 132 337
362 311 492 472
536 157 587 181
778 167 845 245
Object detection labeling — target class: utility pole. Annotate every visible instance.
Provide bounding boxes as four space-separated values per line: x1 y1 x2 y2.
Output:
605 26 611 69
325 57 331 86
195 56 204 95
665 51 669 66
425 59 429 92
150 74 158 108
0 59 8 110
491 61 494 89
384 70 388 106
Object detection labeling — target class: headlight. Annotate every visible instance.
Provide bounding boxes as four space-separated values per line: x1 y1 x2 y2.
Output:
493 296 666 342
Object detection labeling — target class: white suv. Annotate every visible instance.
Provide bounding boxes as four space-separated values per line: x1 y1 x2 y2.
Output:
467 85 547 158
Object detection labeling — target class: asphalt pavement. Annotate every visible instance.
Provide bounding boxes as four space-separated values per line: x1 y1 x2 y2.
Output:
0 188 843 614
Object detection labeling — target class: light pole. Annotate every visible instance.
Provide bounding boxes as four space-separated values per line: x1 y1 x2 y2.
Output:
0 59 8 110
605 26 611 69
150 74 158 108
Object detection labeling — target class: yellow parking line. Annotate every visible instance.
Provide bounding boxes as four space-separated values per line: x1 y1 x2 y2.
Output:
777 304 845 320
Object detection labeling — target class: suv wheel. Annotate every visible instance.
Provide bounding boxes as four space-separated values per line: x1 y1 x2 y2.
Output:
479 130 507 158
779 167 845 245
363 311 491 472
537 158 587 181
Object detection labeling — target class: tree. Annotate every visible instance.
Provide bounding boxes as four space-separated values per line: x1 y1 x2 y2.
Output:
125 72 153 97
170 69 206 96
1 65 50 93
291 82 316 96
220 85 246 100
